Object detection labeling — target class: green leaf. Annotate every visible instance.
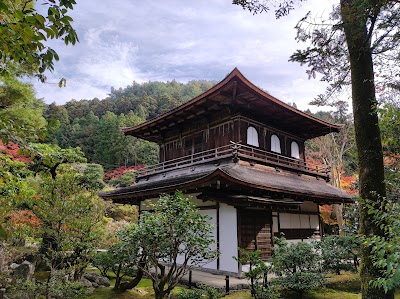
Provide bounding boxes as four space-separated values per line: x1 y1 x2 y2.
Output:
0 0 8 12
35 14 46 25
0 225 7 240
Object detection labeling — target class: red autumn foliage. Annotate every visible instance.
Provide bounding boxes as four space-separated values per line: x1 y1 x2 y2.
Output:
306 156 324 167
0 141 31 163
320 205 337 225
104 164 145 181
8 210 41 228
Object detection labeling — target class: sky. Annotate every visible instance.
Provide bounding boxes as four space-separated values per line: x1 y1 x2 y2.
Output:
32 0 341 112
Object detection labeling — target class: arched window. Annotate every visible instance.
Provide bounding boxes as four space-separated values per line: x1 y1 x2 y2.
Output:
271 134 281 154
291 141 300 159
247 126 259 147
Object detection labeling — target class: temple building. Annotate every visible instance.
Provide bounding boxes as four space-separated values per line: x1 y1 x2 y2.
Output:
99 68 351 275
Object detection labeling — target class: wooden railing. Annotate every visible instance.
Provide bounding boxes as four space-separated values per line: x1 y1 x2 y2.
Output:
136 142 329 178
235 143 328 176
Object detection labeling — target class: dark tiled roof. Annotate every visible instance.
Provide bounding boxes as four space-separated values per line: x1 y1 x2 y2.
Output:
99 161 351 204
99 163 218 201
218 163 351 202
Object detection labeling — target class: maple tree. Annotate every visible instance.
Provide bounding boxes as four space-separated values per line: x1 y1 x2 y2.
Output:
0 141 31 163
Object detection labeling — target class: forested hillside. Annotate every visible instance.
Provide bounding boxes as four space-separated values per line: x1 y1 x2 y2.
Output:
44 80 216 170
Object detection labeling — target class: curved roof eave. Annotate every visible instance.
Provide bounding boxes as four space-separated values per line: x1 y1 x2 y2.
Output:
121 68 343 136
99 166 352 204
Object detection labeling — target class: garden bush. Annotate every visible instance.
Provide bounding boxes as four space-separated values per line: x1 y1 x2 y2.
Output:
272 237 324 298
316 235 360 274
234 248 279 299
177 285 222 299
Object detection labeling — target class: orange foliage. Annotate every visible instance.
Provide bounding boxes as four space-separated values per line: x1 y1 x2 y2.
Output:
8 210 41 228
340 174 358 195
384 152 400 168
320 205 337 225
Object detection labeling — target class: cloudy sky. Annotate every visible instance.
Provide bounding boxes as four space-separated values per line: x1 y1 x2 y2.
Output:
33 0 340 111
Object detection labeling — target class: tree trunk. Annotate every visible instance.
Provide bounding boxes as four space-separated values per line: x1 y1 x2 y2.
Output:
340 1 393 298
119 268 144 291
333 204 344 235
114 265 122 290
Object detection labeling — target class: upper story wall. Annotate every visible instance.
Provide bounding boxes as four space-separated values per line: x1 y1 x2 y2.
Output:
159 112 305 163
122 69 341 166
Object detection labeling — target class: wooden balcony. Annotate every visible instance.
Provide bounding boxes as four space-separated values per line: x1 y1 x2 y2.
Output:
136 142 329 179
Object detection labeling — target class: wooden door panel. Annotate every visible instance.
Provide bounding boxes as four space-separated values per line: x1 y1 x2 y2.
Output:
239 210 272 260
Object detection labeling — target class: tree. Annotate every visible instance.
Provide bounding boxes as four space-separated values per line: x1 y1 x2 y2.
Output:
306 106 355 234
233 1 398 297
32 164 104 280
0 74 47 143
92 235 144 290
0 152 36 245
119 192 219 299
0 0 78 81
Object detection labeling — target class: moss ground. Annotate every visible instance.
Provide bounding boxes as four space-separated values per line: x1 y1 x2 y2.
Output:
85 272 400 299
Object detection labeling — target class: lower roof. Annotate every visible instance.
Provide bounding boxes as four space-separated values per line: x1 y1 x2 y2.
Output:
99 160 352 205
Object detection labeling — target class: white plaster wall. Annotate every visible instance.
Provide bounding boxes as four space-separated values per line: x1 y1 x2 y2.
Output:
219 203 238 273
280 213 303 229
197 209 218 270
175 208 218 270
272 216 279 233
310 215 320 230
300 214 310 228
279 213 291 229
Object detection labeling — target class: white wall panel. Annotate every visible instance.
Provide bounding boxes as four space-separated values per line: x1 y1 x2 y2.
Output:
219 204 238 273
290 214 300 228
310 215 320 229
300 214 310 228
279 213 291 229
175 209 218 270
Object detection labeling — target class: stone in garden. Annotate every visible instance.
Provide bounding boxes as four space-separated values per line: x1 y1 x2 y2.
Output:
97 276 110 287
13 261 35 281
83 273 110 287
9 263 19 270
80 277 93 288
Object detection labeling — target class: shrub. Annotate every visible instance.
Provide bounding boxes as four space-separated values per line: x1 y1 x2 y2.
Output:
234 248 279 299
9 271 85 299
272 237 324 298
177 288 204 299
177 285 222 299
316 235 360 274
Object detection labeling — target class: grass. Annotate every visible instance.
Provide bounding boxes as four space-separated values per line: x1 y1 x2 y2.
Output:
84 272 400 299
84 278 183 299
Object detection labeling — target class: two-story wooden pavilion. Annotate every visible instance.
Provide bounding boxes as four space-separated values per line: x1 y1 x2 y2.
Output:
99 68 351 275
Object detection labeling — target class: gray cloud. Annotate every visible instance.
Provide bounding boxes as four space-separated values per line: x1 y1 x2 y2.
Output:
32 0 339 111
